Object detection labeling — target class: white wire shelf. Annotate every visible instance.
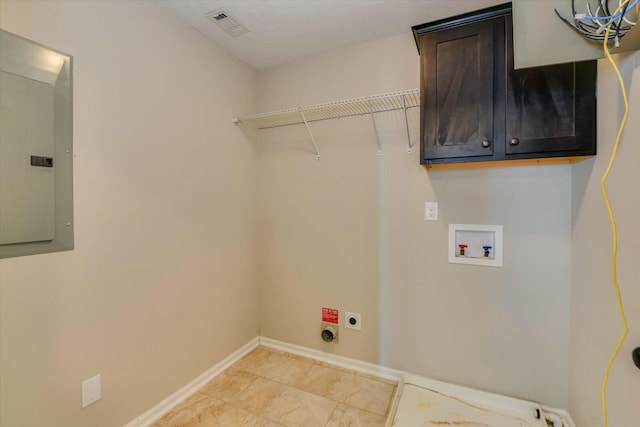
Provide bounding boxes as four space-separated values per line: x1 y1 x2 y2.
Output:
233 89 420 159
235 89 419 129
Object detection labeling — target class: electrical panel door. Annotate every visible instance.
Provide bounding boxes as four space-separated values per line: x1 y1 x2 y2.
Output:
0 70 56 244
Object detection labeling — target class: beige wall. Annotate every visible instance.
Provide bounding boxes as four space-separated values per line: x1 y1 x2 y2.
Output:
256 33 573 408
2 2 637 426
570 52 640 427
0 1 258 426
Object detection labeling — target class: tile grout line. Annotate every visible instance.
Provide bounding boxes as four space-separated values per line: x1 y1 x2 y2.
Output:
163 345 395 426
230 351 395 421
220 374 280 425
322 405 341 427
232 362 394 418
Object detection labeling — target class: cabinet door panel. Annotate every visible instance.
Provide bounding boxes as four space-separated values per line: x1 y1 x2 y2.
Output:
506 61 596 155
420 20 495 160
517 64 575 140
506 17 596 156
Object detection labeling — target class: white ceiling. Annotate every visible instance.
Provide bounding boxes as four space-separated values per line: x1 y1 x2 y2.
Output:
161 0 506 70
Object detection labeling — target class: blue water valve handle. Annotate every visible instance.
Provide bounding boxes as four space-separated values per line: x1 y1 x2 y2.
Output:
483 246 492 257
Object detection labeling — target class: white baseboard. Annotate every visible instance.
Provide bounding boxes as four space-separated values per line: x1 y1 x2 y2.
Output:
122 336 401 427
123 336 575 427
123 337 259 427
403 372 542 416
541 405 577 427
385 379 405 427
258 336 403 383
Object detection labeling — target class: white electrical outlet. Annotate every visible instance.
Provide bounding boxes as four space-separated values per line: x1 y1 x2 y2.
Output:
425 202 438 221
344 312 362 330
81 374 101 408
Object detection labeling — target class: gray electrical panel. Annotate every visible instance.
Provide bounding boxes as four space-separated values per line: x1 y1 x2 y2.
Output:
0 29 73 258
0 71 56 244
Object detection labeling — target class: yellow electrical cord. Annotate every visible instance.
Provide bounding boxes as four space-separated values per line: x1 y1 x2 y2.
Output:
600 1 631 426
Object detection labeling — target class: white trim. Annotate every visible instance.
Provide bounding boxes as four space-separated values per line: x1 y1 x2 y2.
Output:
259 336 403 382
385 380 405 427
123 337 576 427
541 405 577 427
403 372 542 419
123 337 259 427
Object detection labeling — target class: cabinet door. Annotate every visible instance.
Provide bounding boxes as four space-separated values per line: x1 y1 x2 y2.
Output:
420 20 496 161
505 18 596 157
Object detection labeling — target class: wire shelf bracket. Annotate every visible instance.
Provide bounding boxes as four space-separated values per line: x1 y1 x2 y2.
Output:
300 110 321 161
402 93 413 154
366 98 383 157
233 89 419 159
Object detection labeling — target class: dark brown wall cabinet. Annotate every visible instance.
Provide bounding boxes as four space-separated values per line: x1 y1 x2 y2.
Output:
412 4 596 167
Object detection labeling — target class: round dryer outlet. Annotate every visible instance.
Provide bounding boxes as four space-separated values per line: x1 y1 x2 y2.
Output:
344 312 361 330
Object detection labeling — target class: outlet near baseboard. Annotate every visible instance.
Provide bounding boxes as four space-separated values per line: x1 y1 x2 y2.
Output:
344 312 361 330
81 374 101 408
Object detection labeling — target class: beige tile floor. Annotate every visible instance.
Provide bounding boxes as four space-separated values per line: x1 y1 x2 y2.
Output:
152 346 398 427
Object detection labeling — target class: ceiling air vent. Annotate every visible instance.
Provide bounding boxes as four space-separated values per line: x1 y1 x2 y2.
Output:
205 9 249 37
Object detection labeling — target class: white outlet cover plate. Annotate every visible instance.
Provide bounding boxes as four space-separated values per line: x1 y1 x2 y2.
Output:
82 374 101 408
344 312 362 330
425 202 438 221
